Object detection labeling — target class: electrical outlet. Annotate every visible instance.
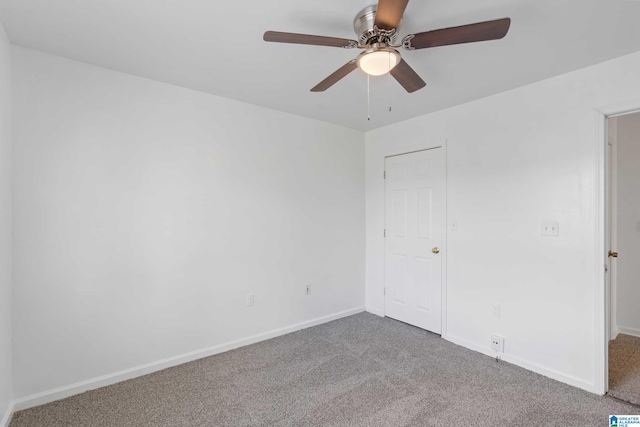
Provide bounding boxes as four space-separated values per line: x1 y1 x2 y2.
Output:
247 294 255 307
491 335 504 353
491 304 501 318
305 284 311 295
541 221 559 237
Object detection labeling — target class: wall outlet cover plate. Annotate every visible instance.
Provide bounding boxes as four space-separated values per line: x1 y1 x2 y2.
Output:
541 221 559 237
491 335 505 353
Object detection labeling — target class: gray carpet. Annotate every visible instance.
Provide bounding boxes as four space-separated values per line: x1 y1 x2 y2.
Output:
10 313 639 427
609 333 640 406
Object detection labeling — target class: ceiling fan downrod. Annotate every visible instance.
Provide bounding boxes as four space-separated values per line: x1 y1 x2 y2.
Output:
354 5 401 47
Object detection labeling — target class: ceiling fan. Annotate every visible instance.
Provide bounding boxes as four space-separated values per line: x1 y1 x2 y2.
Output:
264 0 511 93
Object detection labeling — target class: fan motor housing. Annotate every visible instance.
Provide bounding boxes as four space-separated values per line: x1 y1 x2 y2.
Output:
353 5 401 46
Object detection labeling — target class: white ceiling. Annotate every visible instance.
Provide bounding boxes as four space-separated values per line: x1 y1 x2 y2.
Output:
1 0 640 131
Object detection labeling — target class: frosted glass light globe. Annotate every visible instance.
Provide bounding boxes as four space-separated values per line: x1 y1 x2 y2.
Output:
357 49 400 76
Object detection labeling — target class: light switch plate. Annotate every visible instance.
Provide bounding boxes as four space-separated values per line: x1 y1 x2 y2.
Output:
541 221 559 237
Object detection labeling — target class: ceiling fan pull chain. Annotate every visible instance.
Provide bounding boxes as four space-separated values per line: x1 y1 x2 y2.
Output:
388 53 392 112
367 74 371 121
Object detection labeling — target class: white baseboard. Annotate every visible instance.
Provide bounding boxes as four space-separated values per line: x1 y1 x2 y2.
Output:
617 326 640 339
365 307 384 317
1 401 14 427
442 334 597 394
12 306 365 412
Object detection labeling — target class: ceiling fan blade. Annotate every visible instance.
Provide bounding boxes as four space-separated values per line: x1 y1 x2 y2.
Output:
264 31 357 48
406 18 511 49
374 0 410 30
311 60 358 92
390 59 426 93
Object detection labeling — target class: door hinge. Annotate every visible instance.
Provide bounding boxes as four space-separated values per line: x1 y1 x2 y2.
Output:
384 229 386 237
384 287 386 295
383 171 386 179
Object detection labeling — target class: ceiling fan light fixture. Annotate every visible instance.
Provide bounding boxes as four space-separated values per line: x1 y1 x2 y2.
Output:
357 48 400 76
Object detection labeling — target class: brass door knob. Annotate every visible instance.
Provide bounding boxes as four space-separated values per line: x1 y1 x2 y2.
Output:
608 250 618 258
432 247 440 254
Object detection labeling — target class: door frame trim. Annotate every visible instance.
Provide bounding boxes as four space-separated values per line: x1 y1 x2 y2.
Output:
595 100 640 395
382 140 448 337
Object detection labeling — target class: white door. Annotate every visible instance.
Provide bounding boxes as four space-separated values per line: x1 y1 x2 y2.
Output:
384 148 445 333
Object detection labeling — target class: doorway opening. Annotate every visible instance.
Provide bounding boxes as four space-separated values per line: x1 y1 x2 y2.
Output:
605 111 640 405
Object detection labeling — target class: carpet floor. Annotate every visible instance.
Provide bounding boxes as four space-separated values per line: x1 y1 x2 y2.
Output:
10 313 640 427
609 333 640 406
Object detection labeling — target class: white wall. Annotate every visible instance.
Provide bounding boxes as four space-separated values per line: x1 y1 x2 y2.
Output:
0 19 12 427
11 46 365 400
616 113 640 337
366 50 640 393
